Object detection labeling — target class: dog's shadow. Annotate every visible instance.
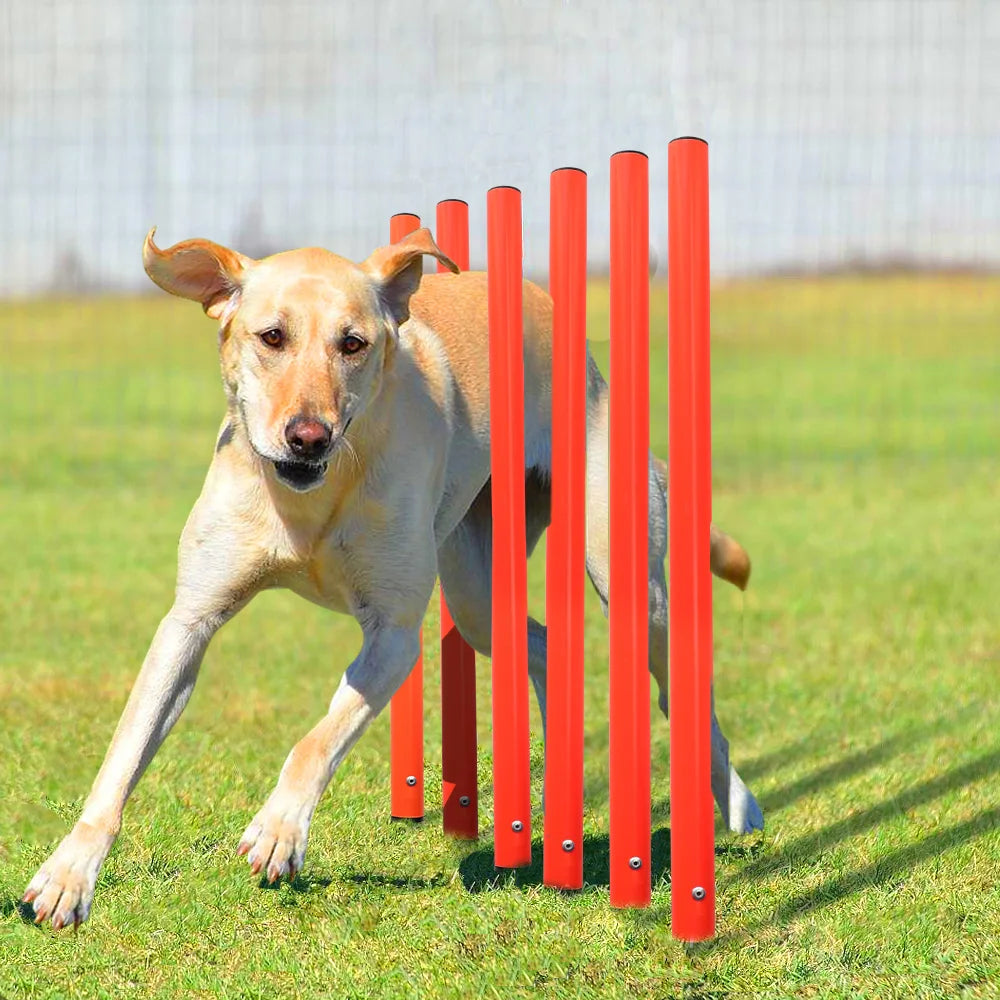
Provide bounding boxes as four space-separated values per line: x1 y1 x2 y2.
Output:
458 828 672 893
5 898 37 924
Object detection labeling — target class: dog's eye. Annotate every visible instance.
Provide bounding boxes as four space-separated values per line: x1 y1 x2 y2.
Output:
259 328 284 349
341 333 367 355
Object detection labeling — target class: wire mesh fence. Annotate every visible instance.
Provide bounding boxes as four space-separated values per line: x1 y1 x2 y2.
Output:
2 0 997 296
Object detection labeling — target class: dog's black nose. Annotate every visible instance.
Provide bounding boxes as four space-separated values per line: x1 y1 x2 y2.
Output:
285 417 332 460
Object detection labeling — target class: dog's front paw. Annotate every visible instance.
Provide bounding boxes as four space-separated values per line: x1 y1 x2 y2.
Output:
237 796 310 884
22 822 115 930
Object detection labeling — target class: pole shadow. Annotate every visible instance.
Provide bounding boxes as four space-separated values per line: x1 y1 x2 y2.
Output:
341 870 449 891
276 868 447 895
730 746 1000 885
458 828 672 893
752 704 981 814
769 804 1000 924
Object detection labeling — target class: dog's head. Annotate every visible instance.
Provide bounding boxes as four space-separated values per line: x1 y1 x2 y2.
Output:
143 228 458 492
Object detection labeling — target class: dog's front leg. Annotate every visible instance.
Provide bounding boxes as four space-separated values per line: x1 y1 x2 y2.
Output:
22 606 227 928
238 620 420 883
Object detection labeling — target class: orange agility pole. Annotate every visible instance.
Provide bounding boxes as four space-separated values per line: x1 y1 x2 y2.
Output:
608 151 651 908
435 198 479 840
487 186 532 867
436 199 470 274
543 168 587 890
668 137 716 940
388 211 425 822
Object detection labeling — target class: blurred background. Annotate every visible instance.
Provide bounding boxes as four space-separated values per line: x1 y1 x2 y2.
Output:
2 0 997 292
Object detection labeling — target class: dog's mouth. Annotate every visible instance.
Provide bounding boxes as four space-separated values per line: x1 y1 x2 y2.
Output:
272 459 329 492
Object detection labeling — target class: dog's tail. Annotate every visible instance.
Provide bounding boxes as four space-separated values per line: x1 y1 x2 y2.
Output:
710 523 752 591
652 455 751 591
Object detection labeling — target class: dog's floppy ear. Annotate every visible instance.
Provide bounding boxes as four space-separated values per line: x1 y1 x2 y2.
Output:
143 228 253 321
362 228 459 326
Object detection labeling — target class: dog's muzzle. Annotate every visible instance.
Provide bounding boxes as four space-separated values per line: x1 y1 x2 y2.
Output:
268 415 353 491
272 459 329 492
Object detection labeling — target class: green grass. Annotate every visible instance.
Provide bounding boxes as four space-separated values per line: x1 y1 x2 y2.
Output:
1 276 999 999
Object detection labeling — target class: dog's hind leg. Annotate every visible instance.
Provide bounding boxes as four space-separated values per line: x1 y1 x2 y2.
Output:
436 473 551 737
585 365 764 834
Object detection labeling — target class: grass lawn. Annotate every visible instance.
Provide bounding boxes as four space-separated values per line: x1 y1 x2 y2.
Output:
1 275 998 999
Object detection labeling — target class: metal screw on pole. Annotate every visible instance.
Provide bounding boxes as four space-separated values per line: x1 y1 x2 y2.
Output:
405 775 417 787
562 839 575 852
459 795 471 807
628 856 642 870
512 820 524 832
692 886 706 901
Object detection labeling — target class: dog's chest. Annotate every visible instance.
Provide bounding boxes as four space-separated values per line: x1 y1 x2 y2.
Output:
262 519 361 614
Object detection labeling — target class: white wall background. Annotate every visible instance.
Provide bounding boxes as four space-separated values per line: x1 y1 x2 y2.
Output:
1 0 997 295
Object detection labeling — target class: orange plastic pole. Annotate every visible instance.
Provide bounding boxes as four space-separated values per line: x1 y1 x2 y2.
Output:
543 168 587 889
668 137 716 940
487 186 531 867
608 151 651 908
389 211 424 822
436 199 470 273
435 199 479 840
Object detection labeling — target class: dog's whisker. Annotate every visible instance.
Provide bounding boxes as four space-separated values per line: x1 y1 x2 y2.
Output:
333 435 361 473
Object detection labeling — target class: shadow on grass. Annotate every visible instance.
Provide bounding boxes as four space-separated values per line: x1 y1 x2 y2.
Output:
459 828 671 893
735 706 971 785
731 746 1000 885
259 872 333 893
770 804 1000 923
4 897 38 925
705 802 1000 950
737 732 829 783
425 707 982 829
412 707 981 841
342 870 448 890
458 827 761 895
754 705 981 814
755 731 922 814
642 726 942 832
265 869 447 895
458 827 725 892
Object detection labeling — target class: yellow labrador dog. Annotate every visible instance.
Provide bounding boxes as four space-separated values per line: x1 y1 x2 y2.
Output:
24 228 763 929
